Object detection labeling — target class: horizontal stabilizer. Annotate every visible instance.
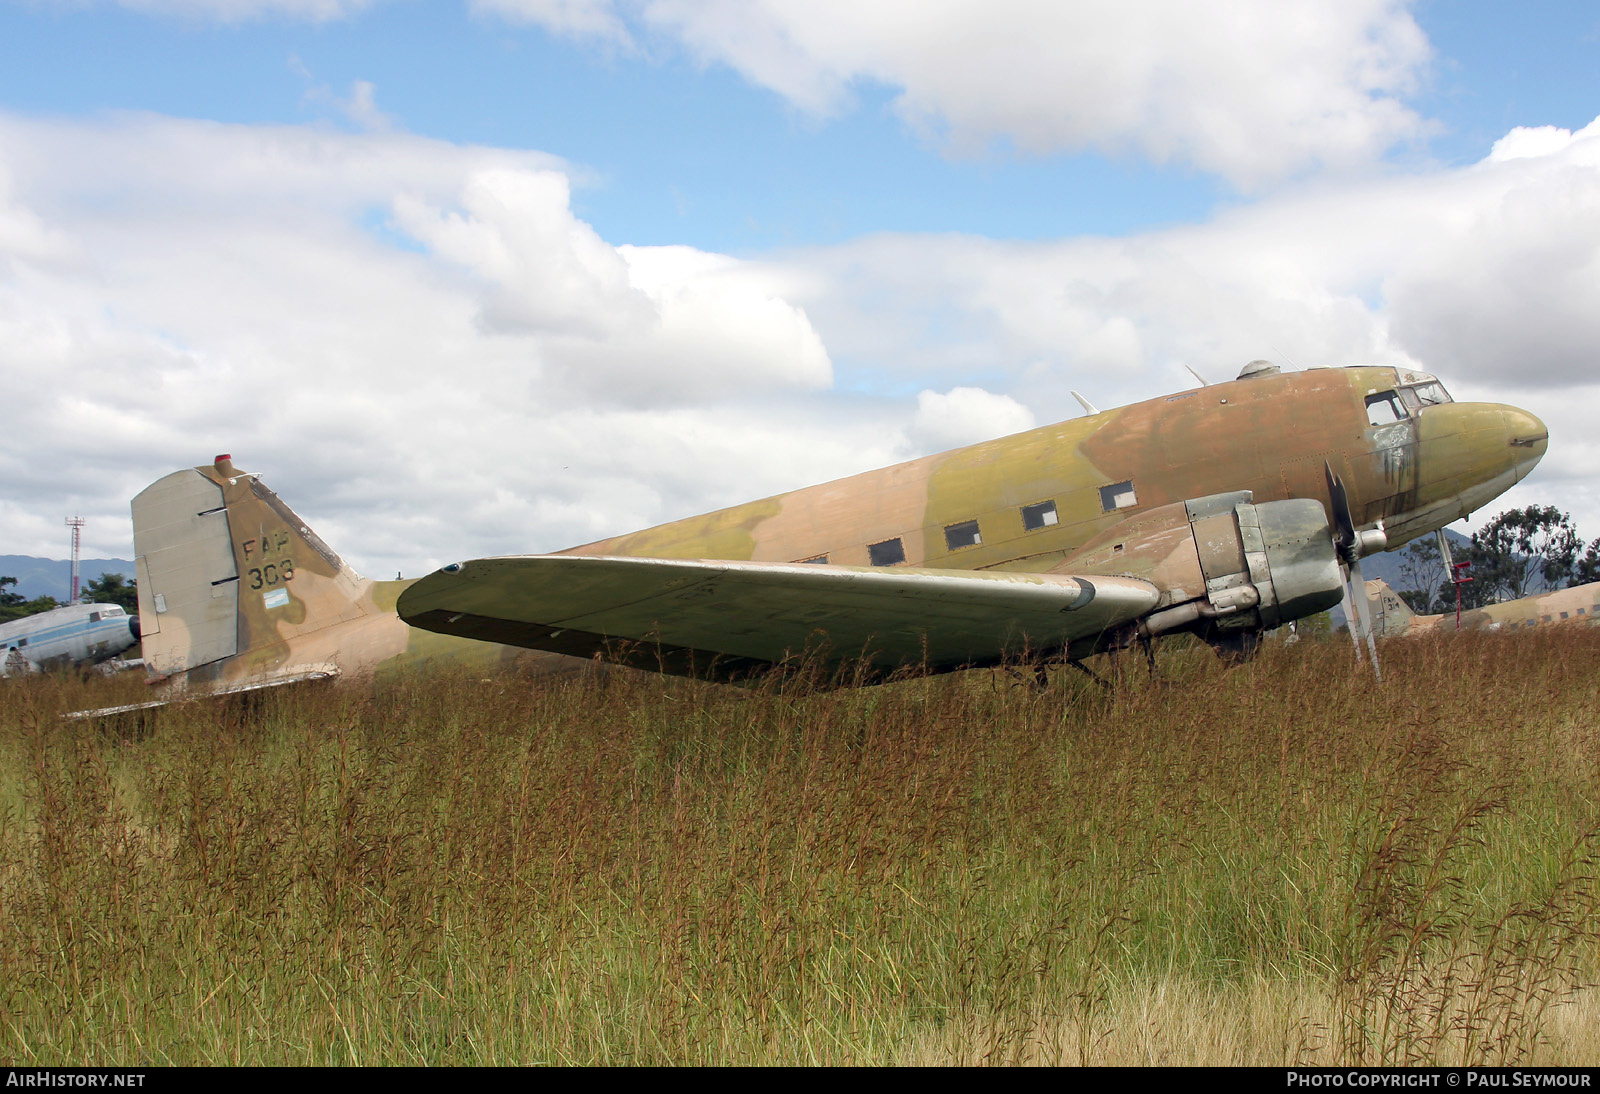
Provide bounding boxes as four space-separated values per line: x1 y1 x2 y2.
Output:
62 666 340 720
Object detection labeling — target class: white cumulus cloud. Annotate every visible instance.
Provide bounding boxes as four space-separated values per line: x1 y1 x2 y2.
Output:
0 112 841 570
908 386 1036 453
485 0 1432 187
7 106 1600 572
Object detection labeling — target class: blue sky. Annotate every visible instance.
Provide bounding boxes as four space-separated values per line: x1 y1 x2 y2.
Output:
1 1 1230 247
1 1 1598 570
4 0 1592 251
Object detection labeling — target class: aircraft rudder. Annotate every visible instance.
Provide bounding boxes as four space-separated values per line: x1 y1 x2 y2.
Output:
132 455 373 681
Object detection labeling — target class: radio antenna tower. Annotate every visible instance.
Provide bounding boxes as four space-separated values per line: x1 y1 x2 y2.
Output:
66 516 86 604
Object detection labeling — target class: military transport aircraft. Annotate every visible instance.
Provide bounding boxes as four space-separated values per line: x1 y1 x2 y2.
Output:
107 361 1544 710
395 361 1545 682
2 602 140 677
1362 578 1600 638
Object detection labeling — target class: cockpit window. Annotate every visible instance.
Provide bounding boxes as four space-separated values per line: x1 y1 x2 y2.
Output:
1396 382 1452 413
1365 391 1406 426
1409 381 1452 406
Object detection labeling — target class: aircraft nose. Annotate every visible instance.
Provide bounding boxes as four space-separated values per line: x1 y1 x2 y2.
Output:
1501 406 1548 481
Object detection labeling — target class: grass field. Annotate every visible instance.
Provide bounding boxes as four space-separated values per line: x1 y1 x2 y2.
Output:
2 630 1598 1065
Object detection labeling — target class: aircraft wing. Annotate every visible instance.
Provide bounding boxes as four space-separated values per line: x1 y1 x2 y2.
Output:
397 556 1160 680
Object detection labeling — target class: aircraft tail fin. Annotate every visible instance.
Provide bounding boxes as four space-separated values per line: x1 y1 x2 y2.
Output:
1364 578 1415 637
133 455 374 685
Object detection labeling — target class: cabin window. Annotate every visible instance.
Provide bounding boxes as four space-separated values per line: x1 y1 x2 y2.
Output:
1561 612 1570 620
1366 392 1406 426
868 538 906 567
1099 481 1138 513
1021 500 1059 531
944 520 982 551
89 612 102 622
797 554 828 564
16 638 26 648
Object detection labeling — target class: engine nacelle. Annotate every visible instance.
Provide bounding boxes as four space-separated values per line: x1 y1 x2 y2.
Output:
1134 492 1344 637
1059 489 1344 650
1184 492 1344 626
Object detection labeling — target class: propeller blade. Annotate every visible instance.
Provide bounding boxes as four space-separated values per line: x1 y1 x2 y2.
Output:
1340 567 1365 666
1323 461 1385 680
1349 555 1383 683
1325 460 1357 560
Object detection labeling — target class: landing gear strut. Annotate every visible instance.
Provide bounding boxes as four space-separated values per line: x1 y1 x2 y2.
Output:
1207 631 1260 665
1066 658 1111 689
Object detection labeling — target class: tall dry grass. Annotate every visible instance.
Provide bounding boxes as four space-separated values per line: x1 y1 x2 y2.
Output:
1 630 1597 1065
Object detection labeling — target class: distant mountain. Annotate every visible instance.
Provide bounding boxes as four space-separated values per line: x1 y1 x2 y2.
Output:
0 556 136 603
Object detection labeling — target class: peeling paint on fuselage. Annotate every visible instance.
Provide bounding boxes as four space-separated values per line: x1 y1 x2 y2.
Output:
563 366 1538 577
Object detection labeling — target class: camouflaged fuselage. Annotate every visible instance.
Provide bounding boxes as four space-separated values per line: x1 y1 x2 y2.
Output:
1399 581 1600 635
566 366 1545 579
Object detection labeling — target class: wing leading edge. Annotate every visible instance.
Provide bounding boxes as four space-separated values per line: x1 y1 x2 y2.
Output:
397 556 1160 681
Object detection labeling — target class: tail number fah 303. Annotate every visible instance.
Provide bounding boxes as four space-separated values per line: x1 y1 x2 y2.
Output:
241 530 296 592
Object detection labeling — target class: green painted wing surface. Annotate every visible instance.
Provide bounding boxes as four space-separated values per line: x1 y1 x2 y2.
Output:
397 556 1160 679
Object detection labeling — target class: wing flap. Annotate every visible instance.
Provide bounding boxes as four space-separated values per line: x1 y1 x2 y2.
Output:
397 556 1159 679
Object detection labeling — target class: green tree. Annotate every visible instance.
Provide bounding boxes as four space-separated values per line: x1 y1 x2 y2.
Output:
1457 506 1582 608
1576 537 1600 586
1396 536 1448 614
82 572 139 614
0 576 61 624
